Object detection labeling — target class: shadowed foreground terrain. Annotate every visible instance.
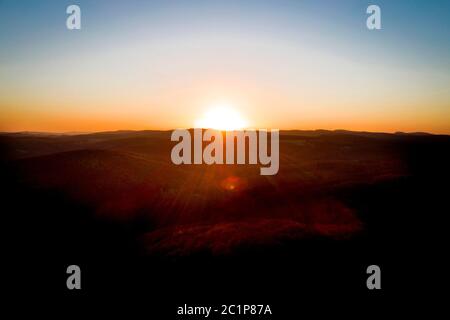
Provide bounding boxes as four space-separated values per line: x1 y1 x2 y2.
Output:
2 130 449 308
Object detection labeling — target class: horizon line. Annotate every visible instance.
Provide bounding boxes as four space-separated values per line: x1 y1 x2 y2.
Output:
0 128 447 136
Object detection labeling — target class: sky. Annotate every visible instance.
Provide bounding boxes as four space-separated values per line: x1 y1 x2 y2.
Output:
0 0 449 133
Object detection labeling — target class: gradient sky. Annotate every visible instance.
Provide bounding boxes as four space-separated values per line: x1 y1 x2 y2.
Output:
1 0 449 133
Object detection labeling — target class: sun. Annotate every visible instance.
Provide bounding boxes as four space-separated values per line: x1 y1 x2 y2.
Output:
194 104 247 131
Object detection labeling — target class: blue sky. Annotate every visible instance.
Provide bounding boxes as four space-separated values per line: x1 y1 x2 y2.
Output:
1 0 449 132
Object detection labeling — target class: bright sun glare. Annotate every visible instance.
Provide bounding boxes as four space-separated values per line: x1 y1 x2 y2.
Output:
195 104 247 131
